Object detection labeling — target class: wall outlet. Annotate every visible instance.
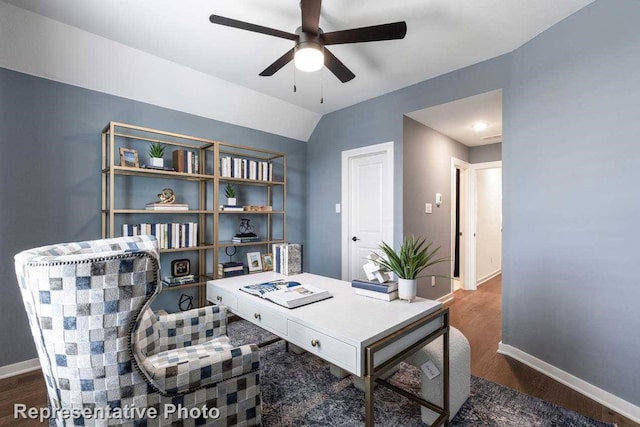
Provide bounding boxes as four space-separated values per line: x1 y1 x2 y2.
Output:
431 276 436 287
425 203 433 214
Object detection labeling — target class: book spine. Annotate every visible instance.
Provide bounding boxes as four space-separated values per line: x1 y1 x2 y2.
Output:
351 280 397 293
172 150 184 173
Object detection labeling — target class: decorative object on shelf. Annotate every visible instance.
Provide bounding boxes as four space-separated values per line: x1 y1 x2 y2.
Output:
171 259 191 277
178 293 194 311
261 253 274 271
224 183 237 206
373 236 448 302
362 253 392 283
156 188 176 204
148 142 166 168
119 147 139 168
235 218 257 238
244 205 273 212
247 251 263 272
224 246 238 261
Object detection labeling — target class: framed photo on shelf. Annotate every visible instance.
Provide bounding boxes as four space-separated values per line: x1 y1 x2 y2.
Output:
119 147 139 168
261 253 273 271
247 252 263 272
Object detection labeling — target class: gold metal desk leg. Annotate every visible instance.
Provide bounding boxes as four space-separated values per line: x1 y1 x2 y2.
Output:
365 347 375 427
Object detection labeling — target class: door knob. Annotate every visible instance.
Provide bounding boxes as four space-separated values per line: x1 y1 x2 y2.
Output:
352 236 360 242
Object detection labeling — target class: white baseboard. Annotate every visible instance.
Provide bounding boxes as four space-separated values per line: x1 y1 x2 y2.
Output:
498 342 640 423
0 358 40 380
477 269 501 286
438 292 455 304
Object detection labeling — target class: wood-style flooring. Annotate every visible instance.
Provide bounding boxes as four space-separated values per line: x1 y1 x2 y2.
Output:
0 275 637 426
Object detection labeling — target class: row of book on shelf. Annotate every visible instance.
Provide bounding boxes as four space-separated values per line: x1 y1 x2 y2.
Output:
220 156 273 181
351 279 399 301
122 223 198 249
218 261 244 278
172 150 200 174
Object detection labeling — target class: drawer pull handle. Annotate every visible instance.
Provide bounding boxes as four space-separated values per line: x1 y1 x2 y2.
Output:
254 313 261 320
216 296 222 301
311 339 320 347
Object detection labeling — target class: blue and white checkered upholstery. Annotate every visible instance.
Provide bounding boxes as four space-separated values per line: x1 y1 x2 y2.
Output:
15 236 261 426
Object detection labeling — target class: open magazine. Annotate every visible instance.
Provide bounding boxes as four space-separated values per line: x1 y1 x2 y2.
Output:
240 280 331 309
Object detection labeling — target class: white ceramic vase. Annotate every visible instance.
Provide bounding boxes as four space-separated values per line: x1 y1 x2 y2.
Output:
398 278 417 302
149 157 164 168
227 197 237 206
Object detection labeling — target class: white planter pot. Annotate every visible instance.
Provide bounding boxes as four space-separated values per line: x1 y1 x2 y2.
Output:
227 197 237 206
398 278 417 302
149 157 164 168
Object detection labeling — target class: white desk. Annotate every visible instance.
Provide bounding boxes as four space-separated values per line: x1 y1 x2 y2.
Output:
207 272 450 426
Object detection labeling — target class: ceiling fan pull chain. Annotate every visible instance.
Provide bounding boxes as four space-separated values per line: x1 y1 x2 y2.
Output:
293 65 297 93
320 67 324 104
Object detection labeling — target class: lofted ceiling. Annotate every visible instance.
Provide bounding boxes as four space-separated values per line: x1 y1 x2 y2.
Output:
3 0 594 118
408 89 502 147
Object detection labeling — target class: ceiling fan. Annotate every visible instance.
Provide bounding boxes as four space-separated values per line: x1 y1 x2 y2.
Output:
209 0 407 83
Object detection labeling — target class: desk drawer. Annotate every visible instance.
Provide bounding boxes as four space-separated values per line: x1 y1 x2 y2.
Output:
209 287 238 311
237 298 287 335
288 320 357 373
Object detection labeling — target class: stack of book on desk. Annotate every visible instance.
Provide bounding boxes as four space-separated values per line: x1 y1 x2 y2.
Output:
352 279 398 301
218 262 244 277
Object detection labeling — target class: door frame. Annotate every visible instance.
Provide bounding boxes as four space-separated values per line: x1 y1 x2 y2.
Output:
469 161 502 290
451 158 471 292
341 141 394 281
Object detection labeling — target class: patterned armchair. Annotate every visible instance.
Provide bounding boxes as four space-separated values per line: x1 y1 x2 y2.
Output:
14 235 261 426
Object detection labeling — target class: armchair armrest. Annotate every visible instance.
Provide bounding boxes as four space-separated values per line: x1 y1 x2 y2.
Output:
156 305 228 352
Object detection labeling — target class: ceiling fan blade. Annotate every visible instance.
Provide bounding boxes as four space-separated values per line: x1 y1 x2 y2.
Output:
259 48 296 76
301 0 322 34
209 15 297 41
322 21 407 45
324 48 355 83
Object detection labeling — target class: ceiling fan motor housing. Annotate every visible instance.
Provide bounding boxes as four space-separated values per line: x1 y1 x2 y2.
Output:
295 27 324 53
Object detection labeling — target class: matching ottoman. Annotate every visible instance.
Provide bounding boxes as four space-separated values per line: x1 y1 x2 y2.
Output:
404 327 471 425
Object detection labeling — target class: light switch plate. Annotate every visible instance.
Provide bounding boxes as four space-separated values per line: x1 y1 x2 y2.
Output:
335 204 341 213
425 203 433 214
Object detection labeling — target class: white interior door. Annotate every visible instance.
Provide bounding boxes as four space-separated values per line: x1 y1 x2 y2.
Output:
341 142 394 281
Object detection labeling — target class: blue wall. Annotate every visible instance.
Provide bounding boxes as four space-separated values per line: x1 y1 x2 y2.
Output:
306 56 509 278
0 67 307 366
307 0 640 408
502 0 640 405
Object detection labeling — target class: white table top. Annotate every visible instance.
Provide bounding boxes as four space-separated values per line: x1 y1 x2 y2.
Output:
207 271 442 348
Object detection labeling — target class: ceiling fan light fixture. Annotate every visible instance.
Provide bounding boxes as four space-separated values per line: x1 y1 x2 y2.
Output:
294 44 324 72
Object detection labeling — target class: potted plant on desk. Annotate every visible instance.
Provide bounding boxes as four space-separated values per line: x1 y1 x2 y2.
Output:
374 235 448 302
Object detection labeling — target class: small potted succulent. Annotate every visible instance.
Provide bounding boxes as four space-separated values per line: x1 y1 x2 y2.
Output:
374 235 448 302
225 183 237 205
148 143 165 168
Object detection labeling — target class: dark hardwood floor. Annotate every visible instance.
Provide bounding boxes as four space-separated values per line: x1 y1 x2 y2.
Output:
0 275 637 426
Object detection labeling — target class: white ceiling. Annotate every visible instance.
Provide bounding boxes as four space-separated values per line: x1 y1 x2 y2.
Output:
407 89 502 147
3 0 593 117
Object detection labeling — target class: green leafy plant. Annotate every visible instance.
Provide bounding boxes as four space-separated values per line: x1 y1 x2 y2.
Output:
224 183 236 198
374 235 448 280
148 143 165 158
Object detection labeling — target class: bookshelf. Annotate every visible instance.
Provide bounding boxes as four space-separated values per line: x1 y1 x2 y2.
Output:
101 122 286 307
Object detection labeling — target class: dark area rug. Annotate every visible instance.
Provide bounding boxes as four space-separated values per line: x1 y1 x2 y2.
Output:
228 319 612 427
